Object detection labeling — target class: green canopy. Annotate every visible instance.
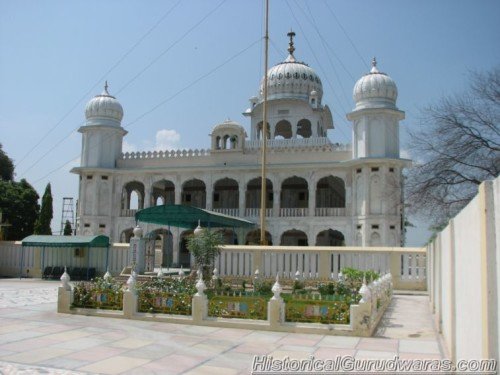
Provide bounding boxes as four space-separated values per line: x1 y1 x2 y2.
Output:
134 204 255 229
21 235 110 248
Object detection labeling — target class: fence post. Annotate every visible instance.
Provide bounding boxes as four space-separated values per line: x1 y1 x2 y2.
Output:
318 250 330 279
192 275 207 323
57 268 72 313
389 252 401 290
351 277 372 336
268 275 284 330
123 271 138 318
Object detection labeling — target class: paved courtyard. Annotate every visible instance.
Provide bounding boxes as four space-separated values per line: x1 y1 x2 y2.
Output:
0 279 445 374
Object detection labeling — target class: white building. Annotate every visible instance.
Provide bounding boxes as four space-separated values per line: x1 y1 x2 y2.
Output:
72 33 409 267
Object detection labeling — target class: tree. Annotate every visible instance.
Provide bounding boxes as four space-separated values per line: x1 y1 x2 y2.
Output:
186 228 224 281
63 220 73 236
34 183 53 235
0 179 39 240
406 66 500 225
0 143 14 181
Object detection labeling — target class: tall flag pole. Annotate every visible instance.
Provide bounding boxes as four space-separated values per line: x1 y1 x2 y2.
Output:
260 0 270 245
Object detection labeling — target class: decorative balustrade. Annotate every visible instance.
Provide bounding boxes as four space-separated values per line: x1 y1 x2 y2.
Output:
244 208 273 217
215 246 426 291
279 207 308 217
315 207 346 217
121 149 210 160
245 138 350 151
213 208 240 217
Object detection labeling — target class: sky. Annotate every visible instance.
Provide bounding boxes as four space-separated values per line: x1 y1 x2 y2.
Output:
1 0 499 245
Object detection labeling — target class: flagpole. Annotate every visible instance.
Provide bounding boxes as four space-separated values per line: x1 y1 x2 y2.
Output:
260 0 270 245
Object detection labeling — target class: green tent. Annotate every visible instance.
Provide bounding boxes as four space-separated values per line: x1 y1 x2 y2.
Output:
134 204 255 229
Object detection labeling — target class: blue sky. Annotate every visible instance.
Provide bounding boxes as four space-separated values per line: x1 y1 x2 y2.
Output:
1 0 499 245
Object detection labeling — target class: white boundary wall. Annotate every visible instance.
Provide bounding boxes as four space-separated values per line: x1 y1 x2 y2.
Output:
428 177 499 363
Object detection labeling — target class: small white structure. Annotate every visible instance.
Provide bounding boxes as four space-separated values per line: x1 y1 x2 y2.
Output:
71 33 410 268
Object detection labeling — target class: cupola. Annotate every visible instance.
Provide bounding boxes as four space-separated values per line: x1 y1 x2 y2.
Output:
85 82 124 127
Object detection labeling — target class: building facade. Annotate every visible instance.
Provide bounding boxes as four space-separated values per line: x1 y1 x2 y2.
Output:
72 35 409 267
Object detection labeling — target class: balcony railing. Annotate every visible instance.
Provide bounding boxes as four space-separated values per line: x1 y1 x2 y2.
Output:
279 208 308 217
213 208 240 217
120 207 347 218
244 208 273 217
315 207 346 216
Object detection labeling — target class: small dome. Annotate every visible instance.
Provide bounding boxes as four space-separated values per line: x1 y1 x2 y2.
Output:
211 119 245 133
85 82 124 126
259 32 323 103
353 58 398 110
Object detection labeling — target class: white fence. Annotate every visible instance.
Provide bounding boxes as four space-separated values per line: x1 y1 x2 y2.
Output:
215 245 426 290
428 177 499 363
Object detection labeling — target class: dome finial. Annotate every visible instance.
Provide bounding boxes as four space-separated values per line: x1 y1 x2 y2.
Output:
287 30 296 56
370 57 379 73
104 81 109 95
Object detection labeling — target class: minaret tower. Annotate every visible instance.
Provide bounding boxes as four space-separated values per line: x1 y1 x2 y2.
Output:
80 82 126 168
347 59 409 246
73 83 127 236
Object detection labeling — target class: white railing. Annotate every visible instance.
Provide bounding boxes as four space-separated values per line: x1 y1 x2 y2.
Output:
279 207 308 217
245 138 351 151
215 245 427 290
121 149 210 160
244 208 273 217
213 208 240 217
315 207 346 216
121 209 138 217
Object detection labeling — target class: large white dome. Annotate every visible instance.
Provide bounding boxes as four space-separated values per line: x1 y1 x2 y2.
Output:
259 32 323 103
85 82 124 127
353 58 398 110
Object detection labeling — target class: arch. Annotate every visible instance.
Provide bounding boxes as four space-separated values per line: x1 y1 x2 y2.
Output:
316 176 346 208
315 229 345 246
370 232 381 246
280 176 308 209
223 135 230 149
217 228 238 245
246 177 273 209
129 191 139 209
280 229 308 246
146 228 173 268
245 229 272 245
179 230 193 268
274 120 292 139
152 179 175 206
215 136 221 149
120 228 134 243
297 119 312 138
182 179 206 208
122 181 145 210
213 178 239 209
229 135 238 149
256 121 270 140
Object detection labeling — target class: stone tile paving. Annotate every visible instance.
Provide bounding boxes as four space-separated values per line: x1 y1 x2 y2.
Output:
0 279 446 374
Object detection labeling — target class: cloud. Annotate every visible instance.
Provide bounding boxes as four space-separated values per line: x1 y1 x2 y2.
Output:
155 129 181 151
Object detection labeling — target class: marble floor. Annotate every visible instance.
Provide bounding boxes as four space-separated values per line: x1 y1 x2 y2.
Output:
0 279 445 374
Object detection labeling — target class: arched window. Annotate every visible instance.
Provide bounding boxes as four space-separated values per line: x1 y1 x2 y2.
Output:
274 120 292 139
315 229 345 246
280 230 308 246
297 119 312 138
316 176 346 208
